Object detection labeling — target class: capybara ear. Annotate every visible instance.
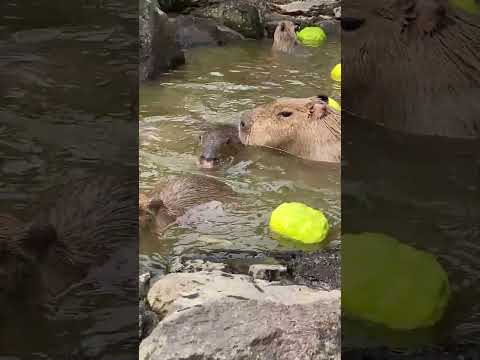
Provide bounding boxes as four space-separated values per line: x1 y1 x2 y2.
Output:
21 222 57 259
148 199 165 212
317 95 329 102
400 0 447 35
306 101 328 120
280 22 286 31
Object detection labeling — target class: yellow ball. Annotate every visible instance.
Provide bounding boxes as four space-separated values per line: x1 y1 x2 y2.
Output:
449 0 480 14
331 63 341 82
342 233 450 330
269 202 329 244
296 27 327 47
327 97 341 111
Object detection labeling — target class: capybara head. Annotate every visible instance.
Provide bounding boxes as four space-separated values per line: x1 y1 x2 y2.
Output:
273 20 299 53
197 125 243 169
0 214 57 308
238 96 341 162
342 0 480 137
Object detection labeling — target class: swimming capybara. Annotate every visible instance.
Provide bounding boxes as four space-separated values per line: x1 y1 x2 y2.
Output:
342 0 480 137
140 175 237 234
238 96 341 162
272 20 300 54
197 125 243 169
0 176 136 311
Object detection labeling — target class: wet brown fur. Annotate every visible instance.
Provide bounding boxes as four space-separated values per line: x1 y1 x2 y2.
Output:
239 97 341 162
272 21 299 54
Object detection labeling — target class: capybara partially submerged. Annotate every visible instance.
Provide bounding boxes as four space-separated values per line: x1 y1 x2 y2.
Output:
140 175 237 234
239 96 341 162
0 176 135 311
342 0 480 137
272 21 300 54
197 125 243 169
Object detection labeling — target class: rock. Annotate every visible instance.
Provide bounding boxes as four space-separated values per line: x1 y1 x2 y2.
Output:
140 0 185 81
158 0 219 13
147 270 337 319
287 250 340 290
174 15 245 49
140 297 340 360
248 264 287 281
273 0 340 18
139 299 159 340
169 257 227 273
333 6 341 19
139 272 151 299
192 0 264 39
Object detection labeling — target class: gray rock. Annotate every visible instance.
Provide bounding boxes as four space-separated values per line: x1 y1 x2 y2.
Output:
174 15 245 49
249 264 287 281
193 0 264 39
333 6 341 19
139 272 151 299
169 257 227 273
140 0 185 81
140 298 340 360
139 299 159 340
147 270 337 319
273 0 340 18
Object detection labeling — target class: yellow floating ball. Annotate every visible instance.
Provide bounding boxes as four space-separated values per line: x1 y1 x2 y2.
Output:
327 97 341 111
449 0 480 14
296 27 327 47
343 233 450 330
331 63 341 82
269 202 329 244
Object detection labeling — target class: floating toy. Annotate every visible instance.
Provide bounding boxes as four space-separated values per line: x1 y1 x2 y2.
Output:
449 0 480 15
327 97 341 111
269 202 329 244
331 63 341 82
296 27 327 47
342 233 450 330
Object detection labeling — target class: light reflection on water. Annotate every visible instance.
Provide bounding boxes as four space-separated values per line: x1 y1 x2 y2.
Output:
139 39 341 258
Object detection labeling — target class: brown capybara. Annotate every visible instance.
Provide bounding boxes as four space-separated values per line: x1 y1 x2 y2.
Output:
272 20 300 54
238 96 341 162
0 176 136 311
197 125 243 169
342 0 480 138
139 175 237 234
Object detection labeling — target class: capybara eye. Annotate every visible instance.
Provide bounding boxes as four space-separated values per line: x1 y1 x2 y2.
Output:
341 17 365 32
278 111 293 118
198 135 202 142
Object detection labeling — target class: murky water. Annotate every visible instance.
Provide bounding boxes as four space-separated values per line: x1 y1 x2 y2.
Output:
139 38 341 260
1 1 137 358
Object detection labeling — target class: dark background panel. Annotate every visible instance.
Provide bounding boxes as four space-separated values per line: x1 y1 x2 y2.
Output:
0 1 138 358
342 0 480 358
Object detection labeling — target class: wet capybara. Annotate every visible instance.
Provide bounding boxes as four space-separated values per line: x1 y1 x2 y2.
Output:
272 20 300 54
238 96 341 162
140 175 237 234
342 0 480 137
197 125 243 169
0 176 135 311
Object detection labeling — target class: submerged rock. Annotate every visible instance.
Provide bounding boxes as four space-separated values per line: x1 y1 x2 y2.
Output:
140 297 340 360
193 0 265 39
174 15 245 49
140 0 185 80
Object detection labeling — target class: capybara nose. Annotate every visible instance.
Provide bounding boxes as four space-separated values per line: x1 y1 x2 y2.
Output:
341 17 365 32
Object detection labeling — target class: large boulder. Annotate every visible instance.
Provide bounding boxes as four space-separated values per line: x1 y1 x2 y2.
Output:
192 0 265 39
147 270 332 318
140 0 185 81
174 15 245 49
140 298 340 360
273 0 340 18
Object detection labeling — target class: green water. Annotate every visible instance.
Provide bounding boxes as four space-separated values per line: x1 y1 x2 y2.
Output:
139 38 341 258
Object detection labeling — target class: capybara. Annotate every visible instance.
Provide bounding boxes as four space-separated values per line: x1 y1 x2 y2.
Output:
342 0 480 138
0 176 136 311
197 125 243 169
272 20 300 54
140 175 237 234
238 96 341 162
